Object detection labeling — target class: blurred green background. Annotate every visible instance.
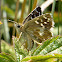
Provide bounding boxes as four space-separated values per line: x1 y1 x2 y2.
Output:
0 0 62 57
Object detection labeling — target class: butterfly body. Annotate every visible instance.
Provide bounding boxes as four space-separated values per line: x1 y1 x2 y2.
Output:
13 6 54 50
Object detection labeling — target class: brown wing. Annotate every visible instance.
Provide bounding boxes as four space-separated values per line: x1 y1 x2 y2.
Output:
19 32 33 50
23 13 54 43
23 6 41 24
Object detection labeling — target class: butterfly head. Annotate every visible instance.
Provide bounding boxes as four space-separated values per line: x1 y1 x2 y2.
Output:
14 22 23 34
8 20 23 34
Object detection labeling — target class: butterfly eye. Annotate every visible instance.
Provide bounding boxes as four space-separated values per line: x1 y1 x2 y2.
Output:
17 25 21 28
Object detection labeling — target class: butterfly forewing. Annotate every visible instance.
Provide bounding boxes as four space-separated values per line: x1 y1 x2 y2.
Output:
23 13 54 43
23 6 41 24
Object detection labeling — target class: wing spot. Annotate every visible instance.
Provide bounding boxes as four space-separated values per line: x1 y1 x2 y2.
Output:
39 33 43 36
48 18 50 20
35 21 39 24
43 15 47 19
40 23 43 26
47 20 49 22
44 22 47 24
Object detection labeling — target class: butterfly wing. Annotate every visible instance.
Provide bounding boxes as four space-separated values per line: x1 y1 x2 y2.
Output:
21 6 42 45
23 13 54 43
19 32 33 50
23 6 41 24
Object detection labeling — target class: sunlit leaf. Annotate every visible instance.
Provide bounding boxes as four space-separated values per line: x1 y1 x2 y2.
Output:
21 54 62 62
32 36 62 56
12 37 28 58
0 53 15 62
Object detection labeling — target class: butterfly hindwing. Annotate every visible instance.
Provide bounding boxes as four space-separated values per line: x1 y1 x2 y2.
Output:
19 32 33 50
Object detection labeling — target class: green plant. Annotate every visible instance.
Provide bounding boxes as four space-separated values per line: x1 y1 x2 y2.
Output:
0 36 62 62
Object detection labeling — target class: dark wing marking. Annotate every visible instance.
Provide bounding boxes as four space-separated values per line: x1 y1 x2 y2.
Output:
23 6 41 24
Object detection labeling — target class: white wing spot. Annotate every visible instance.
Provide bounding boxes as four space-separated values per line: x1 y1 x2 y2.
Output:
35 21 39 24
40 33 43 36
44 22 47 24
43 15 47 19
38 32 43 36
47 20 49 22
48 18 50 20
40 23 43 26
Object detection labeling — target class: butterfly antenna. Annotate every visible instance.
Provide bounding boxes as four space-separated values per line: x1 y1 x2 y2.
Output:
8 19 16 23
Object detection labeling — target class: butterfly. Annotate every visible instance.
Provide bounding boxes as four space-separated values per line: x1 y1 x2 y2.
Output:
10 6 54 50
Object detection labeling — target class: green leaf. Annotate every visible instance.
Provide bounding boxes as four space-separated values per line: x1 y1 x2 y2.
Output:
0 53 15 62
13 37 28 62
13 35 62 62
1 41 15 58
21 54 62 62
1 6 15 19
13 37 28 57
32 36 62 56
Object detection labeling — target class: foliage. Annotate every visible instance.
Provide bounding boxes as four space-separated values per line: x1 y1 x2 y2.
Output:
0 53 15 62
0 36 62 62
21 54 62 62
21 36 62 62
1 41 15 58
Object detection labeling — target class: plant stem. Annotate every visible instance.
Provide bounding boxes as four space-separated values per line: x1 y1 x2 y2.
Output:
19 0 26 23
32 0 37 11
58 0 61 35
28 0 34 14
12 0 19 36
51 0 56 16
61 1 62 35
